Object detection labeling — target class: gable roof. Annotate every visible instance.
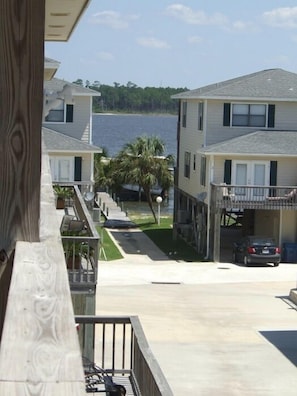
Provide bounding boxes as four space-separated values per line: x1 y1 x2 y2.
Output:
172 69 297 101
44 77 100 97
201 130 297 157
42 127 102 153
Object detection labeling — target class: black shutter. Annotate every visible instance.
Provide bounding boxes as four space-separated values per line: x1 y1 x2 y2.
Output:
74 157 82 181
66 104 74 123
269 161 277 196
223 103 231 126
270 161 277 185
224 160 232 184
268 104 275 128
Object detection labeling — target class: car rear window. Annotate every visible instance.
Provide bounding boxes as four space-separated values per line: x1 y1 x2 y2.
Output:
249 237 275 246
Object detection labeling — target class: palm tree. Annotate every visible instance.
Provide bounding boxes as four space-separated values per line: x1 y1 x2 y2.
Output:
111 136 174 223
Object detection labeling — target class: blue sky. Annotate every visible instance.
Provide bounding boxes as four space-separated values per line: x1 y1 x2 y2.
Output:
45 1 297 89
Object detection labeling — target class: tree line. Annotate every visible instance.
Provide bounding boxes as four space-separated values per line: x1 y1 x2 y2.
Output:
73 79 187 114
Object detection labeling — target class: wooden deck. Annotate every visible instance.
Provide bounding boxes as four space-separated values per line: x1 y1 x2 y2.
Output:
212 184 297 211
76 315 174 396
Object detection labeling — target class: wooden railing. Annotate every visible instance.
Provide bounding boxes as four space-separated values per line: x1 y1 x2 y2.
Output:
76 315 174 396
212 183 297 210
0 152 86 395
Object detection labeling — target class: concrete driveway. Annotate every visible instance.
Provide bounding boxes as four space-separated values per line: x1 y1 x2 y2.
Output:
96 228 297 395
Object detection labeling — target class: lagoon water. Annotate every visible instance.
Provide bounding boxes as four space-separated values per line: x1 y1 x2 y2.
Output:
92 113 178 158
92 113 177 213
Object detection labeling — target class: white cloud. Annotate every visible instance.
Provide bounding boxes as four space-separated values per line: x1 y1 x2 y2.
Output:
166 4 227 26
96 51 114 61
187 36 203 44
137 37 170 49
232 20 254 31
263 7 297 28
91 10 139 29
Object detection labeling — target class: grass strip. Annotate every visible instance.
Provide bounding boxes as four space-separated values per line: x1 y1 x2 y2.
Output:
96 226 123 261
129 214 204 262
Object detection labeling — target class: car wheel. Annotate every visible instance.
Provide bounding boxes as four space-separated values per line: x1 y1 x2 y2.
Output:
243 255 249 267
274 262 279 267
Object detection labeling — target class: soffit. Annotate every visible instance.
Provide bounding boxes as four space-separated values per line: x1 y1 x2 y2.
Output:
45 0 91 42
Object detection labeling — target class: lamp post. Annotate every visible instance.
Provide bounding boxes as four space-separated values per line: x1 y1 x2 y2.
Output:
156 196 163 226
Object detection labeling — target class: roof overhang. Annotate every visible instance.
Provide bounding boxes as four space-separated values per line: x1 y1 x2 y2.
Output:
45 0 91 42
44 58 61 80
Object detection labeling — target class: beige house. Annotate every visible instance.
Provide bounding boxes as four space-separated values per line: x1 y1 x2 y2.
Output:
172 69 297 261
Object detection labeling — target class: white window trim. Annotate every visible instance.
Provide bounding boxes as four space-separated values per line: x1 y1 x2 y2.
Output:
230 103 268 128
44 100 67 124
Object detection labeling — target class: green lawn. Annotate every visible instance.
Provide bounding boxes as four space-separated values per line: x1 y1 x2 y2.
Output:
129 213 204 262
97 211 204 262
96 226 123 261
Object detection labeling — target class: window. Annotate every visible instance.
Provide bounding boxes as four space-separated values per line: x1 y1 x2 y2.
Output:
182 101 187 127
45 100 73 123
198 102 204 130
223 103 275 128
184 151 190 178
193 154 196 171
232 104 266 127
200 156 206 186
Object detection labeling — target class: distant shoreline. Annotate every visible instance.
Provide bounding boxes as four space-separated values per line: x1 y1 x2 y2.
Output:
93 112 177 117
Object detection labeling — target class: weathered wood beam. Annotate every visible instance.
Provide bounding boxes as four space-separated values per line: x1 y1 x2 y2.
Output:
0 151 86 395
0 0 44 252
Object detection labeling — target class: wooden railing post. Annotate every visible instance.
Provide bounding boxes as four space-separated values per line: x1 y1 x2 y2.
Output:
0 0 44 252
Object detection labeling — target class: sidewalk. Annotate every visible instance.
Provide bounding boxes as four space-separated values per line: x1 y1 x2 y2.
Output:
95 193 297 395
97 227 297 395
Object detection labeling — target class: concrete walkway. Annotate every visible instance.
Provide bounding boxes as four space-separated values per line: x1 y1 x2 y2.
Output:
96 226 297 395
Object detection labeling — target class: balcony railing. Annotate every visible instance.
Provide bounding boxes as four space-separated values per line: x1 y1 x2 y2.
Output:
0 152 172 395
56 184 99 293
76 315 174 396
0 152 86 395
211 183 297 210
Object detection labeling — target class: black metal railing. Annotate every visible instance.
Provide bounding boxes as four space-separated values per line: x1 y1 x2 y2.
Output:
75 315 174 396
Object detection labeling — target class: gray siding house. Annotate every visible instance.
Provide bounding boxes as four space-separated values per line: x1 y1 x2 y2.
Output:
172 69 297 261
43 69 101 187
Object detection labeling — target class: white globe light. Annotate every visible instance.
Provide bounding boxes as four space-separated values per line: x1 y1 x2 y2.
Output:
156 196 163 204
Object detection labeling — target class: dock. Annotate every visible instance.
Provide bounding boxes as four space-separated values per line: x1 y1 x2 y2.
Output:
95 192 136 228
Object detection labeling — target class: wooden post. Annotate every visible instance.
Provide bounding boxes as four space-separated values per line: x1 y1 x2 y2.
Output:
0 0 44 252
213 208 221 262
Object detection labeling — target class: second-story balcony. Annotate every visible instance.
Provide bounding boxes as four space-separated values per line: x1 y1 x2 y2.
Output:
54 183 99 294
212 183 297 211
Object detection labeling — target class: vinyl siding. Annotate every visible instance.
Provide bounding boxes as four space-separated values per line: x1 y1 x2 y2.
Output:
178 101 205 198
206 100 264 146
211 155 297 186
81 154 92 181
177 98 297 199
44 96 91 143
205 100 297 146
274 102 297 129
48 152 93 181
274 157 297 185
